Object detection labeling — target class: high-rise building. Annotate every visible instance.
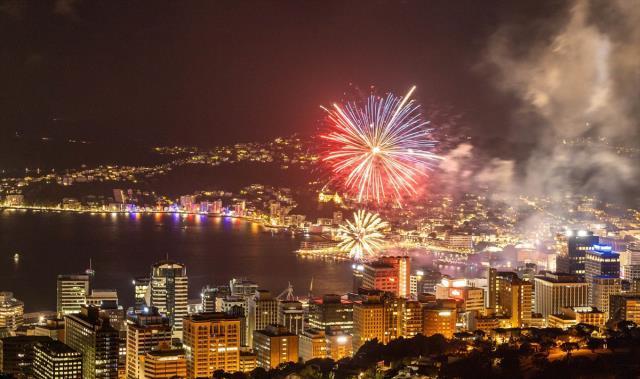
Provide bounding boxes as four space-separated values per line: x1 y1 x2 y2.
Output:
139 342 187 379
125 306 172 379
64 306 119 379
361 256 410 298
556 230 599 275
277 300 304 335
0 335 51 376
253 324 298 369
422 299 457 339
133 278 150 307
150 260 188 339
585 244 620 304
592 276 621 316
493 272 533 327
200 285 218 312
183 312 241 378
307 295 353 334
402 300 423 337
247 290 278 348
57 275 90 317
533 272 588 318
352 294 385 351
32 340 83 379
0 292 24 330
620 244 640 280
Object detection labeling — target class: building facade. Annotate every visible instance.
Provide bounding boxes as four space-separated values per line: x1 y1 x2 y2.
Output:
64 306 119 379
253 324 298 369
32 340 83 379
183 312 241 378
56 275 89 317
533 272 588 318
150 261 188 339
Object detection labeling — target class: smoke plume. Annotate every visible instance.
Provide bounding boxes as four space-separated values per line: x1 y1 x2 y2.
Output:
452 0 640 205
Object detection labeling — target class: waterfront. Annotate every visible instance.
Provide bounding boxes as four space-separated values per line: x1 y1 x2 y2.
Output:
0 210 353 312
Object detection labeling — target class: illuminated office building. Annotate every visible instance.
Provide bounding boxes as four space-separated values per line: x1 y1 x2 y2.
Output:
239 351 257 373
352 293 388 351
325 330 352 360
139 343 187 379
56 275 89 317
299 328 327 361
125 306 172 379
133 278 150 307
547 307 605 329
556 230 599 275
307 294 353 334
32 340 82 379
533 272 588 318
620 244 640 280
150 261 188 339
362 256 410 298
0 292 24 331
0 335 51 376
253 324 298 369
609 295 640 324
423 299 457 339
183 312 241 378
64 305 119 379
247 290 278 348
592 276 621 316
402 300 424 337
492 272 533 327
584 245 620 304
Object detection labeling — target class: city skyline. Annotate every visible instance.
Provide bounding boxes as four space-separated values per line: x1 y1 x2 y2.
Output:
1 1 640 378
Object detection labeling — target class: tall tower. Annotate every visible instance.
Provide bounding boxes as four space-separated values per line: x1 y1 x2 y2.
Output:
150 260 188 339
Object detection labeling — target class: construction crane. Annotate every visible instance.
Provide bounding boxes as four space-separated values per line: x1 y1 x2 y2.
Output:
277 282 296 301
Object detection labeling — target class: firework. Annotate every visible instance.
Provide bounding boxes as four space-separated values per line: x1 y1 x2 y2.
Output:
338 210 388 260
321 86 439 204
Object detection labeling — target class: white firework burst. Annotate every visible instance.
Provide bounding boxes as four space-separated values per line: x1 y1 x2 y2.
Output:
337 210 388 260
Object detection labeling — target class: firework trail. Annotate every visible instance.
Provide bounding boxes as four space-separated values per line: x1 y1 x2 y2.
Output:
321 86 440 204
338 210 388 261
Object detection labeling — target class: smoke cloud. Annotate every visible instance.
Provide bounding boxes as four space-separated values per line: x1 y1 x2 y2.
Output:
452 0 640 205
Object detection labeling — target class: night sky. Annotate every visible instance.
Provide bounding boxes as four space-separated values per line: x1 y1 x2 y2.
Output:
0 0 567 145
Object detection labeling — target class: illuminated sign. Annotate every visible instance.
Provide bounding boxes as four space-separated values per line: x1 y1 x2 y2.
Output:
438 311 452 317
